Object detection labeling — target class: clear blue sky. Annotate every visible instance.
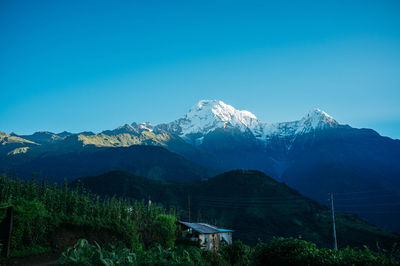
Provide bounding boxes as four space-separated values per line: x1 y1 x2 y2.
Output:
1 0 399 138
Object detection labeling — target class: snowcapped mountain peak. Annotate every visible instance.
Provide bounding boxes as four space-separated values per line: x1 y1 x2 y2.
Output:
300 108 338 130
130 122 154 132
156 100 260 144
136 101 341 146
102 122 154 136
304 108 334 120
155 101 342 146
189 99 257 124
193 99 221 110
183 100 259 134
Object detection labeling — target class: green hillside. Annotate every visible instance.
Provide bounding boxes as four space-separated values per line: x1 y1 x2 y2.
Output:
1 172 399 265
0 173 169 257
75 170 400 248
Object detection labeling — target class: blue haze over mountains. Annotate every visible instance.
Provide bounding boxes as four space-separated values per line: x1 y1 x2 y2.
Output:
1 100 400 233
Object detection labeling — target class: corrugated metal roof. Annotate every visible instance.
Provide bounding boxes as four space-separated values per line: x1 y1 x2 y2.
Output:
198 223 233 232
217 228 233 232
179 221 219 234
179 221 233 234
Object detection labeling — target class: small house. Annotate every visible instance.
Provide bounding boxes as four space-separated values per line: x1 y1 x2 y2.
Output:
179 221 233 251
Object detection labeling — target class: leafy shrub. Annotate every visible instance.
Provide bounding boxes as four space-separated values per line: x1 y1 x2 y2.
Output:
252 237 399 266
338 246 397 266
200 250 229 266
58 239 137 265
153 214 177 248
11 198 48 249
252 237 320 266
58 237 400 266
220 240 252 266
58 239 228 266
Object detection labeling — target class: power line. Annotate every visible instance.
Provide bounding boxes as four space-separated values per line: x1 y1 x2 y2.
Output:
195 201 312 207
335 202 400 207
195 201 313 207
193 203 314 213
340 210 400 214
193 195 308 201
192 196 312 203
334 194 400 201
195 199 310 204
333 189 395 195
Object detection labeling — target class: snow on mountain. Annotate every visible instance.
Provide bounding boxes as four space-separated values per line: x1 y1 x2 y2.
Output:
132 122 154 132
259 108 339 139
106 100 339 145
102 122 154 136
156 100 339 144
299 108 338 131
163 100 259 136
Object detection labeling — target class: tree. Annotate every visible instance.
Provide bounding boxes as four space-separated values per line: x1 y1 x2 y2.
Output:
153 214 177 248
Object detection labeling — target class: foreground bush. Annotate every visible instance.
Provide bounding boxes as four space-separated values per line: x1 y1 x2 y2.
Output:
252 237 399 266
10 198 48 250
58 238 400 266
152 214 177 249
219 240 252 266
58 239 136 265
58 239 227 266
0 174 170 256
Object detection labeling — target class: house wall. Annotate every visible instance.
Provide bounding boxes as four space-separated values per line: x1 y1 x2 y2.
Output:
199 233 220 251
199 234 206 248
219 232 232 245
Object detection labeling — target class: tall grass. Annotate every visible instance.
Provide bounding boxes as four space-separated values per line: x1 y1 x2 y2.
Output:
0 174 172 255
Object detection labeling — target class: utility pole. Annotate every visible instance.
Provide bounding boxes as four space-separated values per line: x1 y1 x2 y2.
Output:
188 194 191 223
329 192 338 250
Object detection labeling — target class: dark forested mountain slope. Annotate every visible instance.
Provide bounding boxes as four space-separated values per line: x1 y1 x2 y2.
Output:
10 145 215 183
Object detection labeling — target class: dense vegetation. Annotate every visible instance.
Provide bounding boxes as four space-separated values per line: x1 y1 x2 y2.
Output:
75 170 400 248
1 173 400 265
0 173 176 258
58 237 400 265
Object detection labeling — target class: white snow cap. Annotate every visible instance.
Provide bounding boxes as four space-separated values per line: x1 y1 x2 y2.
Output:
163 99 260 143
300 108 338 130
126 100 339 146
131 122 154 132
187 99 259 129
170 100 338 140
